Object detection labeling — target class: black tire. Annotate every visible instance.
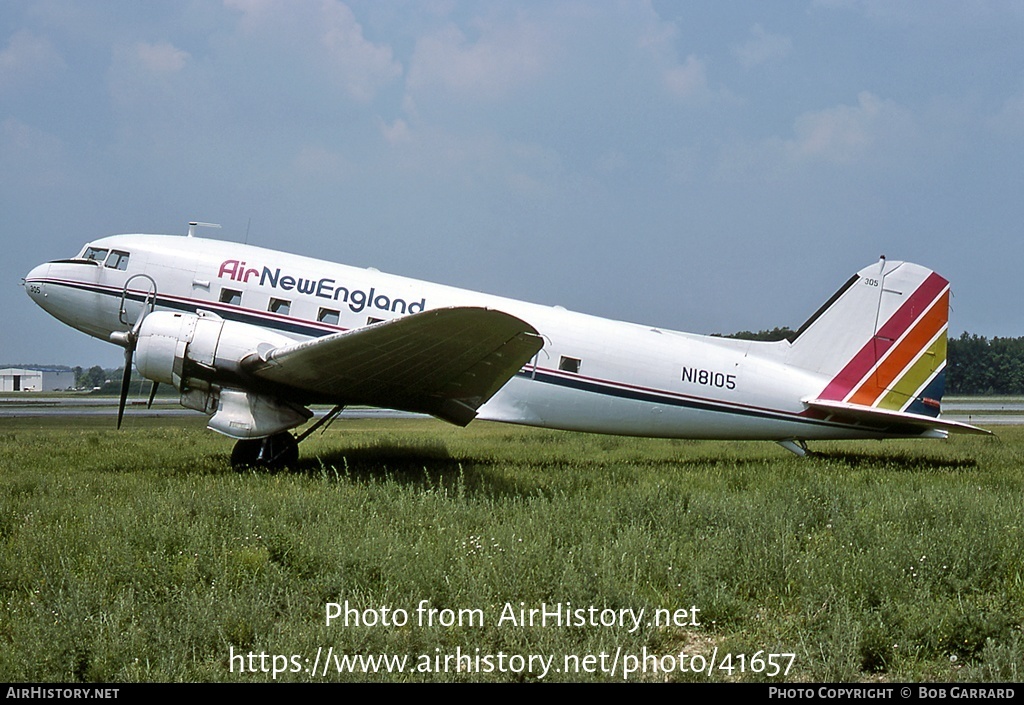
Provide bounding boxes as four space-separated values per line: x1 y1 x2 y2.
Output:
231 433 298 470
230 439 263 469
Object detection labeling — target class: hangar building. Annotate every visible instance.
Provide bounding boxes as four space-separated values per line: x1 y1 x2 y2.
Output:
0 368 75 392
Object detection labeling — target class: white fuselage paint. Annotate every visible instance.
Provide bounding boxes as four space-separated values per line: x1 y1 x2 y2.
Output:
24 234 918 441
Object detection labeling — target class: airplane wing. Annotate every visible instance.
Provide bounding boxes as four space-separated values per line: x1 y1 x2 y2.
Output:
242 306 543 426
803 398 992 436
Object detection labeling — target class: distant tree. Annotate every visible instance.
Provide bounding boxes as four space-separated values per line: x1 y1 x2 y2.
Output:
945 333 1024 395
84 365 106 389
721 327 797 342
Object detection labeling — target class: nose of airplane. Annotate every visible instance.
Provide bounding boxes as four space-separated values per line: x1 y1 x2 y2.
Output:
23 262 49 305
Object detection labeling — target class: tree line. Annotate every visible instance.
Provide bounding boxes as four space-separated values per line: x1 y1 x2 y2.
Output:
946 333 1024 396
8 331 1024 396
723 330 1024 396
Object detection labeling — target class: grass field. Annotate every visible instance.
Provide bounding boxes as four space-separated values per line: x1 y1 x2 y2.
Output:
0 415 1022 682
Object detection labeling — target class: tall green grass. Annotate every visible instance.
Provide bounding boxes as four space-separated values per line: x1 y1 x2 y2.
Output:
0 417 1021 681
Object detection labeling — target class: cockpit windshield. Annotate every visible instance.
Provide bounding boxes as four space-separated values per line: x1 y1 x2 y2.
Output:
105 250 130 270
83 246 108 262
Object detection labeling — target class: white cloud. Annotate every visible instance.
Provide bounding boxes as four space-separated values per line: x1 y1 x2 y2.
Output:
224 0 270 19
105 38 228 160
225 0 401 103
0 30 65 91
790 91 886 163
628 9 716 102
406 17 551 100
732 24 792 69
774 91 914 166
718 92 916 178
664 55 708 99
318 1 402 103
107 40 192 109
134 41 189 74
379 118 412 145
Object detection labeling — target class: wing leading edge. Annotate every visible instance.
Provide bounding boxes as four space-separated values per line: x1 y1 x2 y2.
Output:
243 306 544 426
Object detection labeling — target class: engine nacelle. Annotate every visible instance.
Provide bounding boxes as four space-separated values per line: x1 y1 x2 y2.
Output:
133 311 311 437
135 310 297 390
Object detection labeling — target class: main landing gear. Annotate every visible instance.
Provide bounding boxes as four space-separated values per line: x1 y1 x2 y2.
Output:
231 432 299 470
229 404 346 470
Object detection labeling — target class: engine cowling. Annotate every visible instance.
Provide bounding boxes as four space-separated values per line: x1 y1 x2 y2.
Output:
133 310 311 438
135 310 295 388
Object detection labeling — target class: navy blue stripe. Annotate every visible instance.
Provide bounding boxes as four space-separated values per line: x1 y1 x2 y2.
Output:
153 294 331 337
905 369 945 418
46 278 338 338
522 368 784 421
43 277 918 436
519 369 919 434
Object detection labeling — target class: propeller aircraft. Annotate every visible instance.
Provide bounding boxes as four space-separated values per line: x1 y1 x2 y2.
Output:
23 224 988 468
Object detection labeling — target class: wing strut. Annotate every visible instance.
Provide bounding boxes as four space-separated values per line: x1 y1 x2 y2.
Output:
294 404 345 445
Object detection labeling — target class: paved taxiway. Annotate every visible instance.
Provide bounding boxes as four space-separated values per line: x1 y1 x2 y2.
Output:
1 397 1019 424
0 397 426 420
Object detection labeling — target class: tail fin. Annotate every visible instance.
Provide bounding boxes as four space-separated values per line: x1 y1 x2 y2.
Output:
788 258 949 417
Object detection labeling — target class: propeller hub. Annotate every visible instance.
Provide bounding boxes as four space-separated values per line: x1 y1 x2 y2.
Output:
110 330 134 349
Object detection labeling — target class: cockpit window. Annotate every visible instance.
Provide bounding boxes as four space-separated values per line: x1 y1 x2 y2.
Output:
105 250 130 271
83 247 108 262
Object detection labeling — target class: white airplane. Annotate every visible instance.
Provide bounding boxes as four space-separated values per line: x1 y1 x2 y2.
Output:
23 224 988 467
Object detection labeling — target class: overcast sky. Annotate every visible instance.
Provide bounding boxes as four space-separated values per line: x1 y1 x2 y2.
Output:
4 0 1023 368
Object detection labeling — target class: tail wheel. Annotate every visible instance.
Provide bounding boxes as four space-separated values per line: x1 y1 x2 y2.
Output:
231 432 299 470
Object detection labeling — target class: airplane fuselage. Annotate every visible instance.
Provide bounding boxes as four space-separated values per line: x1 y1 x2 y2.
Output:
24 233 962 449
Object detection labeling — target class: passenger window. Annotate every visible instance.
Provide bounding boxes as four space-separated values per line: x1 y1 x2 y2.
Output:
269 298 291 316
367 317 384 325
219 288 242 306
559 356 581 374
105 250 130 270
83 247 108 262
318 308 340 325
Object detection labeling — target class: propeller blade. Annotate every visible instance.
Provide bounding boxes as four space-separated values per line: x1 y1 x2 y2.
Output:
114 292 154 429
147 381 159 409
131 307 147 336
117 347 133 430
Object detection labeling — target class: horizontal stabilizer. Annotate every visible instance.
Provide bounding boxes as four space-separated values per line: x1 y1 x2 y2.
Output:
804 398 992 436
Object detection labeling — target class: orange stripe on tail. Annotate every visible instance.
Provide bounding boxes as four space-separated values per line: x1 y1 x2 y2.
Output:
847 289 949 407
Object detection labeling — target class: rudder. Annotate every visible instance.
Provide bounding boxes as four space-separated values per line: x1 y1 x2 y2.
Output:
787 258 950 417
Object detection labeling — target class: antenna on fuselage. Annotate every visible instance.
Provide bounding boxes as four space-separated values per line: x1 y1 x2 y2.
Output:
187 221 222 238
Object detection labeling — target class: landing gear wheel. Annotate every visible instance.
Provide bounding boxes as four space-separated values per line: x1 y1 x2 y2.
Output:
231 432 299 470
